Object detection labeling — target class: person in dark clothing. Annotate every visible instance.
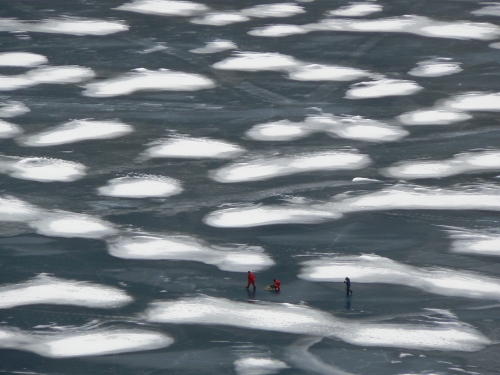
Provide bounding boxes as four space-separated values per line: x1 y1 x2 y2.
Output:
246 271 256 289
344 277 353 295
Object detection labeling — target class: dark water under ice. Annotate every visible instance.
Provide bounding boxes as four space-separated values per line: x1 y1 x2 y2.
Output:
1 0 500 374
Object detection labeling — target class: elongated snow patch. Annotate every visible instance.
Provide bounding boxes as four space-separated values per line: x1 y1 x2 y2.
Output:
0 52 48 67
346 79 422 99
0 195 41 222
248 15 500 41
246 114 408 142
0 156 86 182
408 59 462 77
18 119 134 147
300 254 500 300
115 0 209 16
0 17 129 36
144 137 245 159
446 227 500 257
234 357 289 375
107 233 274 272
83 68 215 97
143 296 490 351
211 151 371 183
0 274 132 309
204 205 341 228
0 327 173 358
0 65 95 91
213 52 371 82
30 212 117 239
328 2 382 17
98 175 183 198
383 150 500 179
204 184 500 227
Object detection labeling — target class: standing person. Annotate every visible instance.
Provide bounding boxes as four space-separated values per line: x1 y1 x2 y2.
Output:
344 277 353 295
246 271 256 289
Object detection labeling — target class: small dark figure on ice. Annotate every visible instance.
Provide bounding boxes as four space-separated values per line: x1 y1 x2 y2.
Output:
246 271 256 289
269 279 280 291
344 277 353 296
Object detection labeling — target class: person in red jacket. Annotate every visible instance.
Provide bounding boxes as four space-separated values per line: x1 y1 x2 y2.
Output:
246 271 256 289
273 279 281 291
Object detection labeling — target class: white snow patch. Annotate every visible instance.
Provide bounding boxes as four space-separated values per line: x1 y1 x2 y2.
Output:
144 137 245 159
98 175 183 198
247 114 407 142
0 119 23 138
143 296 490 351
0 101 30 118
204 205 342 228
115 0 208 16
234 357 289 375
190 40 237 54
240 3 305 18
408 59 462 77
0 196 41 222
30 212 117 239
0 17 129 36
447 227 500 257
0 156 86 182
328 2 383 17
191 12 250 26
18 119 134 147
472 4 500 17
0 274 132 309
0 52 48 67
398 109 472 125
346 79 423 99
211 151 371 183
83 68 215 97
107 233 274 272
383 151 500 180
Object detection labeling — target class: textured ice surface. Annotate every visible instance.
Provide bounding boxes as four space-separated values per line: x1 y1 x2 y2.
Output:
204 205 342 228
0 52 47 67
0 17 128 35
144 137 245 159
107 233 274 271
408 59 462 77
0 156 86 182
190 40 237 54
300 254 500 300
247 114 408 142
447 227 500 256
383 151 500 179
328 2 382 17
143 296 490 351
0 120 23 138
98 175 183 198
30 212 117 239
83 68 215 97
211 151 371 183
18 119 134 146
346 79 423 99
234 357 289 375
0 274 132 309
0 101 30 118
115 0 208 16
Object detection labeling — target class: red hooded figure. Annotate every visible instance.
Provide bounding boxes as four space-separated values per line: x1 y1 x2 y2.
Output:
246 271 256 289
273 279 281 291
